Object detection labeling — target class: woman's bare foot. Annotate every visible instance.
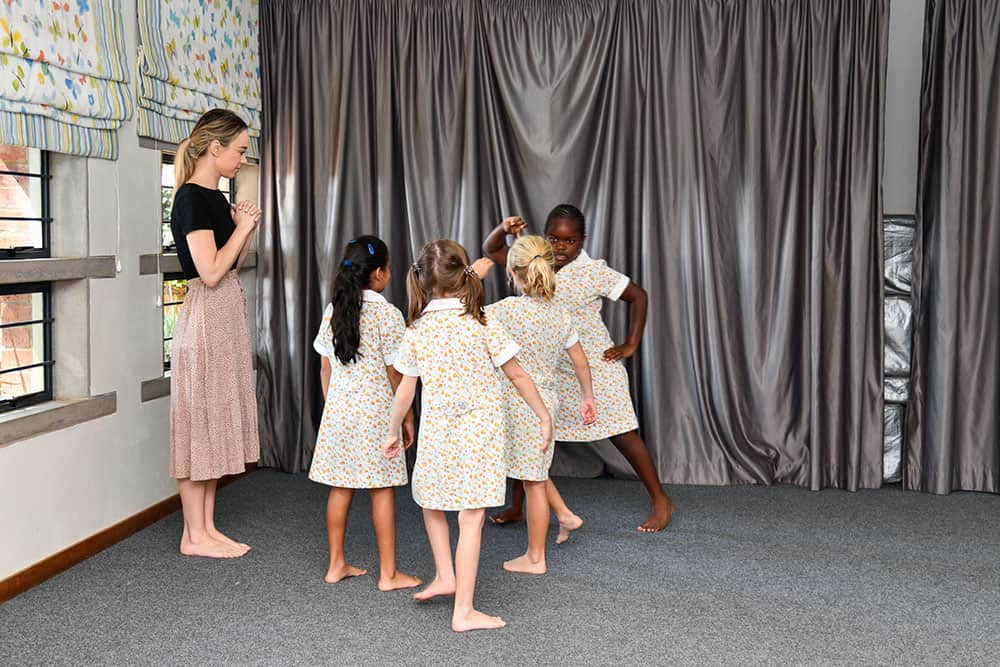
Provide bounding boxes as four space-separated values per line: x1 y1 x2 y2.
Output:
555 513 584 544
179 534 245 558
206 527 251 553
412 576 456 601
638 496 674 533
378 571 422 592
488 506 523 525
503 553 546 575
324 563 368 583
452 608 507 632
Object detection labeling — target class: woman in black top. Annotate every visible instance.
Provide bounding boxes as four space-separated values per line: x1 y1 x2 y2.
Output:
169 109 260 559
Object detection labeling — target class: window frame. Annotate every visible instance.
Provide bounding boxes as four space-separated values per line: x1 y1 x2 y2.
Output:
0 148 51 259
162 272 187 374
0 281 54 413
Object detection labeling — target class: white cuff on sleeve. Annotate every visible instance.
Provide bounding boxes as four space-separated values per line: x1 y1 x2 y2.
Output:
392 360 419 377
493 341 520 367
564 331 579 349
608 274 631 301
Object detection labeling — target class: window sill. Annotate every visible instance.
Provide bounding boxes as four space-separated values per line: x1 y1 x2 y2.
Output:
139 252 257 276
0 256 117 285
139 376 171 402
0 392 117 447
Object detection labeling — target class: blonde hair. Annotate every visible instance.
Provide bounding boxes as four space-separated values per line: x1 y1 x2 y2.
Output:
406 239 485 326
507 235 556 299
174 109 248 188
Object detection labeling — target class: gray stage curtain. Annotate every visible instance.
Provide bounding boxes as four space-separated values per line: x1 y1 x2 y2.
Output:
906 0 1000 494
257 0 887 490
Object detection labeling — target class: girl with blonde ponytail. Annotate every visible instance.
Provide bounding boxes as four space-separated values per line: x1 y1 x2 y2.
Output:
383 239 552 632
484 235 597 572
168 109 260 559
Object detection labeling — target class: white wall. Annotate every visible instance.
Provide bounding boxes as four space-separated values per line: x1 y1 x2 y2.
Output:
0 0 257 580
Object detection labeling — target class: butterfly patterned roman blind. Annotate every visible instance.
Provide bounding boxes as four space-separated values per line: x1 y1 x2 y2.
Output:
0 0 132 159
137 0 261 158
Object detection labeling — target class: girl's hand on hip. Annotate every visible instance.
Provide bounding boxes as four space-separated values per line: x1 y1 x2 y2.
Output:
603 343 636 362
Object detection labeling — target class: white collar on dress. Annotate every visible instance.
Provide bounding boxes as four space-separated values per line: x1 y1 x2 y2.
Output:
362 289 387 303
562 249 594 270
422 297 465 312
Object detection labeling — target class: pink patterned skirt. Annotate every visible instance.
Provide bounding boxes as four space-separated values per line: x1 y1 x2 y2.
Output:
169 271 259 481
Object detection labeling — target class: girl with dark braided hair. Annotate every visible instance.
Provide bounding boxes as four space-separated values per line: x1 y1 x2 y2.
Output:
309 235 420 591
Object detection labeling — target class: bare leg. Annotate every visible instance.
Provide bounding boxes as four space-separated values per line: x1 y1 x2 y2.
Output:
503 480 548 574
488 479 525 525
609 430 674 532
324 487 367 583
413 509 457 601
370 487 421 591
178 479 243 558
546 479 583 544
452 509 505 632
203 478 250 554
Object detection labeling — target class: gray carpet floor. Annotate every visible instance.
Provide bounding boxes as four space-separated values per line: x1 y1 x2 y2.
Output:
2 470 999 666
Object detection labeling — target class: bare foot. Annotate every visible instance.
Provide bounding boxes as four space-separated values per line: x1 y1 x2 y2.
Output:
206 527 251 554
324 563 368 583
378 571 422 592
488 506 523 525
412 577 456 601
556 513 584 544
503 553 546 575
638 496 674 533
179 534 245 558
452 608 507 632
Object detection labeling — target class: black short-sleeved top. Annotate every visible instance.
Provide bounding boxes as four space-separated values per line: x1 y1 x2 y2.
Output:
170 183 237 280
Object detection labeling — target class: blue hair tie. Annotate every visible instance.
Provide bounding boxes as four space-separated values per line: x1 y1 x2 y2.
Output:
348 239 358 245
367 243 375 255
343 259 353 267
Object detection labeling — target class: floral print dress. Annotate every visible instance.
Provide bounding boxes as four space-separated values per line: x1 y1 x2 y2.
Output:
486 296 578 481
553 251 640 441
308 290 408 489
394 298 519 510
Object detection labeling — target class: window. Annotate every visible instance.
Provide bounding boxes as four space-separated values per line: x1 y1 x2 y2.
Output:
1 145 50 258
162 274 187 374
0 283 53 412
160 154 233 252
1 144 54 413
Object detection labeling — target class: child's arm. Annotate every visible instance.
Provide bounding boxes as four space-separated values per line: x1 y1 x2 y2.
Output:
386 366 417 449
603 282 648 361
383 376 418 459
481 216 527 266
320 357 332 397
567 342 597 424
500 358 553 450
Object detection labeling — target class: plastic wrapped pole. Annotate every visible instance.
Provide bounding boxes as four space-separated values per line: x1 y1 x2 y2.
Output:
882 215 915 483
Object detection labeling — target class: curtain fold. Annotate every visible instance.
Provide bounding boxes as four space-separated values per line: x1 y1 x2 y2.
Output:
258 0 887 490
0 1 131 159
906 0 1000 494
136 0 261 156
